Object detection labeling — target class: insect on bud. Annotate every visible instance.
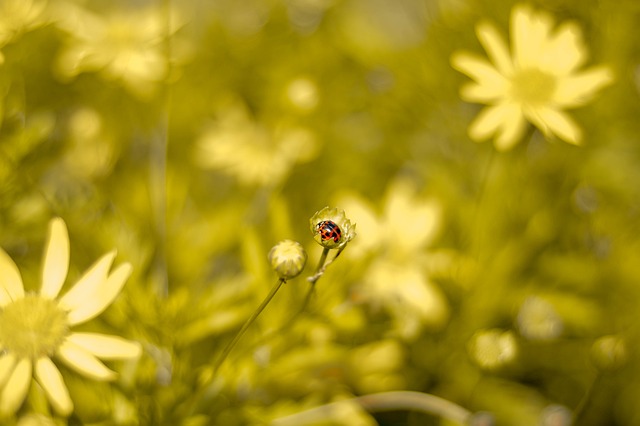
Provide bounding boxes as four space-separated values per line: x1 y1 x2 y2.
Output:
309 206 356 249
268 240 308 280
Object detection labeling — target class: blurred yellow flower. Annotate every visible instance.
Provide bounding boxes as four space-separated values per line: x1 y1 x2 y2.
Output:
0 0 48 64
0 218 140 417
337 179 450 339
195 99 318 186
517 296 563 341
468 329 517 370
338 178 441 260
451 4 613 150
52 2 176 98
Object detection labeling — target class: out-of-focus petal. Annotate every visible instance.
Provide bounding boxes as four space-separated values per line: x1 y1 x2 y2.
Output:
0 352 17 388
65 262 132 325
512 4 551 69
451 52 507 94
493 104 527 151
476 21 513 75
56 340 117 381
0 358 31 416
67 332 141 359
40 218 70 299
542 22 586 74
57 250 116 316
0 248 24 307
34 357 73 416
531 107 582 145
553 67 614 107
468 104 512 142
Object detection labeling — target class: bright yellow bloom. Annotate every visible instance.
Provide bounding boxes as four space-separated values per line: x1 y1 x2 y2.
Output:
0 218 140 417
451 4 613 150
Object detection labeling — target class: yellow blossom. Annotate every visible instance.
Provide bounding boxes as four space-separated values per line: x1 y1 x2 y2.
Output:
337 178 441 259
196 99 318 186
52 2 178 98
451 3 614 150
0 218 140 417
0 0 48 64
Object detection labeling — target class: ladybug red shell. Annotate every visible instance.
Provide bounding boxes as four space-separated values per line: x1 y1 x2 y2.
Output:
316 220 342 243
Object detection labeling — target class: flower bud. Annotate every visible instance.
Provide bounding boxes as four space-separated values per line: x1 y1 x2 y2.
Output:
591 335 627 371
268 240 307 280
309 206 356 249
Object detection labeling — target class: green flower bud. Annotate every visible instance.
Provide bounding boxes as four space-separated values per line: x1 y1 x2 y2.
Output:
309 206 356 249
268 240 307 280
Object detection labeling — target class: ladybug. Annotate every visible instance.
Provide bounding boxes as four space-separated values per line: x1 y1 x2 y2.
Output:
316 220 342 243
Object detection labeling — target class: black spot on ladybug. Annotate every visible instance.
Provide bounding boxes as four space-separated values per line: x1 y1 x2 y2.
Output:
316 220 342 243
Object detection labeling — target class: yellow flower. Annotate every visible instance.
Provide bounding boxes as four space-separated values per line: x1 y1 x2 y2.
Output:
451 3 613 150
0 0 48 64
195 98 318 187
0 218 140 417
337 178 441 260
52 2 178 99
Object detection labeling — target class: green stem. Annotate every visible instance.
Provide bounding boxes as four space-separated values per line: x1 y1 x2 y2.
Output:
212 278 286 374
299 247 330 308
270 391 474 426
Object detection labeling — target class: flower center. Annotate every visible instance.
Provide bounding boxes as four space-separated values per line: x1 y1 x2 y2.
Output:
509 68 557 106
0 294 69 360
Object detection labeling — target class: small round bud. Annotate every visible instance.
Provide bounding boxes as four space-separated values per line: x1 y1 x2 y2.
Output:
309 206 356 249
591 335 627 371
268 240 307 280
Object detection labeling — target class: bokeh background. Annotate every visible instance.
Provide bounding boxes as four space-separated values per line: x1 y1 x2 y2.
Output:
1 0 639 424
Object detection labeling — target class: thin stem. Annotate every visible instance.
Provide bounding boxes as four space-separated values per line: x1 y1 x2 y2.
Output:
298 247 330 312
212 278 286 375
149 0 173 298
270 391 473 426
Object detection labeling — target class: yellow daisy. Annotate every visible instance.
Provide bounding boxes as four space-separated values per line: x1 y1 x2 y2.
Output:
0 218 140 417
451 4 614 150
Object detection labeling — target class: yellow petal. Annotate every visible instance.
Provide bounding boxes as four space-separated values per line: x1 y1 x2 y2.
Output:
553 67 614 107
476 21 513 75
494 104 527 151
57 250 116 319
0 248 24 307
65 262 132 325
468 104 511 142
460 82 505 103
56 340 117 381
40 218 70 299
531 107 582 145
67 332 141 360
34 357 73 416
451 52 507 94
542 22 586 74
0 353 17 389
512 4 551 69
0 358 31 416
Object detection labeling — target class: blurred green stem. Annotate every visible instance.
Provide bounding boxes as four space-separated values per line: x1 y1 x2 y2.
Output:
270 391 475 426
212 278 286 375
299 247 330 310
149 0 174 298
